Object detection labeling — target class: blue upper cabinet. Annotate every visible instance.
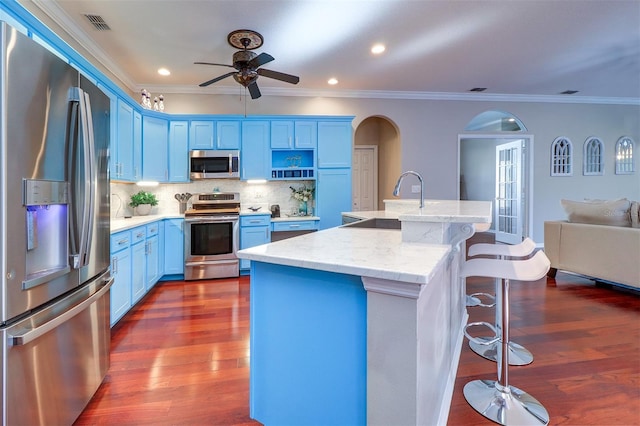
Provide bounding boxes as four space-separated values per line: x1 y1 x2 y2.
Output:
169 120 189 182
270 120 294 149
114 100 134 180
132 111 142 180
142 115 169 181
189 120 214 149
317 121 353 168
216 120 241 150
271 120 317 149
241 121 270 180
294 121 317 149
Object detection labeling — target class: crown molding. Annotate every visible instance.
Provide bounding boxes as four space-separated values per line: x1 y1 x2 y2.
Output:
142 84 640 106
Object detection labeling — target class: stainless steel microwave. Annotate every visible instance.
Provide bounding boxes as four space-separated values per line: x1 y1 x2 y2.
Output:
189 150 240 179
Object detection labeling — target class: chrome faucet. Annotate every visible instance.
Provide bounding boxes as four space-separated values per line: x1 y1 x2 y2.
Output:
393 170 424 208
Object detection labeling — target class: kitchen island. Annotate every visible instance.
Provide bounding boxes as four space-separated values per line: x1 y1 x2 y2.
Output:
237 200 492 425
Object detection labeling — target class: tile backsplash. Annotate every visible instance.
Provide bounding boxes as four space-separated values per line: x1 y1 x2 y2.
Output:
110 180 316 218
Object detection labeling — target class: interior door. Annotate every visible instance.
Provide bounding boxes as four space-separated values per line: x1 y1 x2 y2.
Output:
495 140 523 244
352 146 377 211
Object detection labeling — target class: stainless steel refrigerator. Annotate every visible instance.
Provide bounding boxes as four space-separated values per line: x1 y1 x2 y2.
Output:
0 22 113 425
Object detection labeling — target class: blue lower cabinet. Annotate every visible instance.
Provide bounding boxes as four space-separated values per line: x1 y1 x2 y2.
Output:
240 215 271 270
130 226 146 304
145 223 160 290
110 230 132 326
163 218 184 275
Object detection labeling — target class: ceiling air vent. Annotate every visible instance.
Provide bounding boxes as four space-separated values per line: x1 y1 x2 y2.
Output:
83 14 111 31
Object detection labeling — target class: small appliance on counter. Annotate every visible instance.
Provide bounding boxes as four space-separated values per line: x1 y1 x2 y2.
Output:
270 204 280 218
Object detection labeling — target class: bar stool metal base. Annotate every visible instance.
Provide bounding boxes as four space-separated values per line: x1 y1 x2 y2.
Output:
469 338 534 366
463 379 549 425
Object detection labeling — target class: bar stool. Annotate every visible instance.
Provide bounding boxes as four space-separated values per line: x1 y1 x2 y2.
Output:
467 238 536 366
461 250 551 426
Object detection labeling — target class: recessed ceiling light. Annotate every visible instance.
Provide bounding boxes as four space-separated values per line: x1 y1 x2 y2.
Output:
328 78 339 85
158 68 171 76
371 44 385 54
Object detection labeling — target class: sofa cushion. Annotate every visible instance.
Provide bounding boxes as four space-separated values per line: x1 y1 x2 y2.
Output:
560 198 632 227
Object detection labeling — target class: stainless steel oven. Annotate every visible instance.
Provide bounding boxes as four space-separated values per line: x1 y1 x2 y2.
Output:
184 192 240 280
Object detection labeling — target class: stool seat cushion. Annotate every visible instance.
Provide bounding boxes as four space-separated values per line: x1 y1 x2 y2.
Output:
462 251 550 281
468 238 536 258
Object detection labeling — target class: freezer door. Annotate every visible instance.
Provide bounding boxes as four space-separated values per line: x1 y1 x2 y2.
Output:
1 272 112 426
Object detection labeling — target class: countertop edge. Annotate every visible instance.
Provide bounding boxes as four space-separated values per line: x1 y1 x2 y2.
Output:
111 214 183 233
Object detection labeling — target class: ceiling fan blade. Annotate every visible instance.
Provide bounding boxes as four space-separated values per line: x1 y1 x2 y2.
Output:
247 52 274 69
199 71 236 87
194 61 235 68
257 68 300 85
247 81 261 99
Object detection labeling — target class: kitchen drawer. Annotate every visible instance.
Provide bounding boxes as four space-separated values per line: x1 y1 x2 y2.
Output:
110 230 131 252
272 221 318 232
131 226 146 244
240 215 271 227
146 222 159 237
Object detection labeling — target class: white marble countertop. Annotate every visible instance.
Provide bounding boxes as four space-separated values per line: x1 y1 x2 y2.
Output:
110 214 182 233
237 226 450 284
351 199 492 223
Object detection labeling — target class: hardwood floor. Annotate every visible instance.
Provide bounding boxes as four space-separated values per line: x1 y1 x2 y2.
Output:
75 247 640 425
74 277 258 426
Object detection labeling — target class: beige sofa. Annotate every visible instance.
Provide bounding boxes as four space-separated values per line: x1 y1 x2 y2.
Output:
544 199 640 290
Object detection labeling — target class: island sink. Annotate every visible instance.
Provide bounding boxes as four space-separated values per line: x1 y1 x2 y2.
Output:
342 217 401 229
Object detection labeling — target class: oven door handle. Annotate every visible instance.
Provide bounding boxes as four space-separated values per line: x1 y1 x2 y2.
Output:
185 217 239 223
185 260 238 267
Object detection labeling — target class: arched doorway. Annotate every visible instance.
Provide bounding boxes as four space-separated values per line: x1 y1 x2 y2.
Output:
459 110 532 243
353 116 401 211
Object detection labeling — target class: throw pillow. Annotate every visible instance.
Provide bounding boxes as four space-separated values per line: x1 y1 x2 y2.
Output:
631 201 640 228
560 198 632 227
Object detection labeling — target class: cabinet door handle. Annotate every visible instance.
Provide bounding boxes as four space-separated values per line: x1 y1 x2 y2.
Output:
289 224 301 228
249 220 261 224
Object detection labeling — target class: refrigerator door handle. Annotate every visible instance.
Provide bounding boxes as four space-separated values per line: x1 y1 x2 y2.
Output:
68 87 95 269
8 277 114 346
80 90 96 265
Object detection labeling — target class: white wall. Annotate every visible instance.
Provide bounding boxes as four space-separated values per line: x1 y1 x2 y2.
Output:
162 93 640 242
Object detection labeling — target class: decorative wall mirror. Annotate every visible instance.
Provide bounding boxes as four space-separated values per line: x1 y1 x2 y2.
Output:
583 136 604 176
551 137 573 176
615 136 635 174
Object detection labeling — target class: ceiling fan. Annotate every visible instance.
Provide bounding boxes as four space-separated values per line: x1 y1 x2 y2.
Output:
195 29 300 99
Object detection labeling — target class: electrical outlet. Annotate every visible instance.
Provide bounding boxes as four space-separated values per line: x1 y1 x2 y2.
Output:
411 185 421 193
254 192 263 198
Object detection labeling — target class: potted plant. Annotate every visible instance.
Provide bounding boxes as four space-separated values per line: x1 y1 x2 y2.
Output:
129 190 158 216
